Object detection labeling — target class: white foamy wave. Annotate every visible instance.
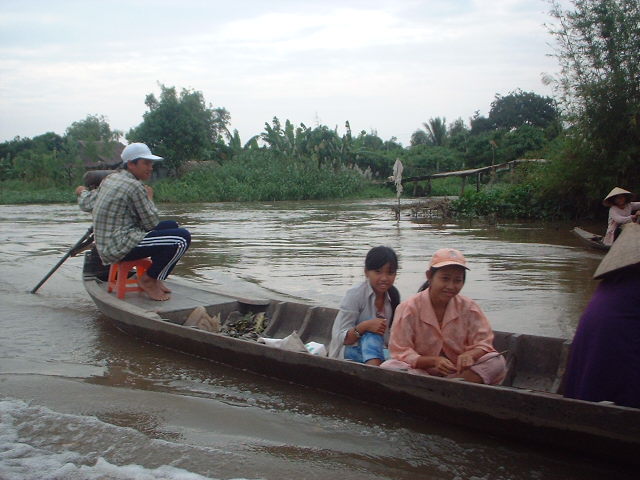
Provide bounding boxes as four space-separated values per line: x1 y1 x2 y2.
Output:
0 398 258 480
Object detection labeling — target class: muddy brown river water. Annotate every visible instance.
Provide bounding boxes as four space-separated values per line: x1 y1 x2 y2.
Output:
0 200 632 479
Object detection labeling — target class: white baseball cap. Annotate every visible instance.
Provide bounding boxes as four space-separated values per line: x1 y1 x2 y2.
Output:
121 143 164 164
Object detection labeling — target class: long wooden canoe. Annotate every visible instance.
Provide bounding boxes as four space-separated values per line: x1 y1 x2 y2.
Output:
82 250 638 464
571 226 610 251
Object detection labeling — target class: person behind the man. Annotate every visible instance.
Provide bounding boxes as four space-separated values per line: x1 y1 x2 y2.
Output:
75 143 191 301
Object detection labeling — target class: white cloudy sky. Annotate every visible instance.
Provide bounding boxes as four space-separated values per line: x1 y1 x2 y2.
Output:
0 0 565 146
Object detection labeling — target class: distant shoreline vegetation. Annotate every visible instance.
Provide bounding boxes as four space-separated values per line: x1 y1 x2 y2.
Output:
0 159 572 222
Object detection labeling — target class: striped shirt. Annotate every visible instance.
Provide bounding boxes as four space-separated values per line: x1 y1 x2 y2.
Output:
78 170 159 264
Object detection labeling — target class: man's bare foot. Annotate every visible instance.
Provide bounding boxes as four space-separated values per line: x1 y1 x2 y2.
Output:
158 280 171 293
138 274 170 301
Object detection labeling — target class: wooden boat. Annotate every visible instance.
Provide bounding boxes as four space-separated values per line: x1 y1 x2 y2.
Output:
571 227 610 251
82 250 638 465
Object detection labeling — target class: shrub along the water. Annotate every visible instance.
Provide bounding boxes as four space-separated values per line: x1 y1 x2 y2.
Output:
153 151 374 202
0 179 74 204
451 182 570 220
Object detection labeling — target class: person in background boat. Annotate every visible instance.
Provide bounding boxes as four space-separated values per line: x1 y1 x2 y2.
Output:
563 223 640 408
381 248 506 385
328 246 401 366
75 143 191 301
602 187 640 246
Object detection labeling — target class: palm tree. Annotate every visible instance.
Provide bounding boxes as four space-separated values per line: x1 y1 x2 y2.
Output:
422 117 448 146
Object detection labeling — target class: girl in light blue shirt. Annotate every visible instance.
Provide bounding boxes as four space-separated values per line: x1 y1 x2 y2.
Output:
328 246 400 365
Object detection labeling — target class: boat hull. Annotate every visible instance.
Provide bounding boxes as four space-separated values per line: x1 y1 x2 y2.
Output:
82 252 639 464
572 227 610 251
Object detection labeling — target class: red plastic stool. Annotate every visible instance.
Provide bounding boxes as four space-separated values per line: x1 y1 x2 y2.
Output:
107 258 153 299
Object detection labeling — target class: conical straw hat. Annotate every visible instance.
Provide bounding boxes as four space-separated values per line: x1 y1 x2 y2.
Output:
602 186 633 206
593 222 640 279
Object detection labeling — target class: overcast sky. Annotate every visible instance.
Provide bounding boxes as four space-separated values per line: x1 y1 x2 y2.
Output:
0 0 565 146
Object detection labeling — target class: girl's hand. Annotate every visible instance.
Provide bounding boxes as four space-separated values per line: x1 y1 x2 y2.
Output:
433 356 457 376
362 317 387 335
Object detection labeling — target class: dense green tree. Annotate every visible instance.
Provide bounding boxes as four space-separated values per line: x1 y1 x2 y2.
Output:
62 114 123 184
0 132 70 183
127 84 230 175
497 125 547 162
12 149 62 183
488 90 559 130
464 131 501 168
403 145 464 175
353 130 384 151
448 118 471 163
350 130 396 176
383 137 403 151
546 0 640 195
469 111 493 134
0 133 65 181
300 125 344 168
410 130 430 146
65 114 121 142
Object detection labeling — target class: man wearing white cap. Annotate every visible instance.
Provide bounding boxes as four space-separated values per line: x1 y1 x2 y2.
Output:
75 143 190 301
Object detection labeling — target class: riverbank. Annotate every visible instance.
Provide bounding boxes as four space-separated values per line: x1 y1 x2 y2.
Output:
0 173 594 223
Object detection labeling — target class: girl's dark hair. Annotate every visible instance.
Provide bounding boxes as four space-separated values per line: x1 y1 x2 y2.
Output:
365 246 398 272
365 246 400 326
417 266 467 292
388 285 401 329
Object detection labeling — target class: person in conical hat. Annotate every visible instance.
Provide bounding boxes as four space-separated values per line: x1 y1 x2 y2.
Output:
563 223 640 408
602 186 640 246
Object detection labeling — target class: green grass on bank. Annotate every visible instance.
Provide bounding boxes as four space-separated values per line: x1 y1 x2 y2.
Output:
152 154 380 202
1 159 568 220
0 180 75 204
0 155 396 204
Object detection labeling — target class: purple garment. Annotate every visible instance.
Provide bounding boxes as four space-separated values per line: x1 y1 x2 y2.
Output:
563 270 640 408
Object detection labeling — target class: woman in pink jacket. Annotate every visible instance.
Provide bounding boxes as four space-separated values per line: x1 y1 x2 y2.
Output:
381 248 506 385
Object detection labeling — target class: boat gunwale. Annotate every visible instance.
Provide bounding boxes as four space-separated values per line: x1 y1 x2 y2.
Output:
572 226 610 251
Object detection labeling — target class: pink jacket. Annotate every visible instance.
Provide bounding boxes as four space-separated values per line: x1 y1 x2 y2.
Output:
388 289 496 369
604 202 640 245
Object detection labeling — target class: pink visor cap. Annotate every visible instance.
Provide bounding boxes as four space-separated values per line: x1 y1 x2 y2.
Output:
429 248 470 270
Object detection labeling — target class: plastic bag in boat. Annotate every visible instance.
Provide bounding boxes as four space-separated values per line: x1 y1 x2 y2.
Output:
258 331 307 352
184 306 220 333
305 341 327 356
